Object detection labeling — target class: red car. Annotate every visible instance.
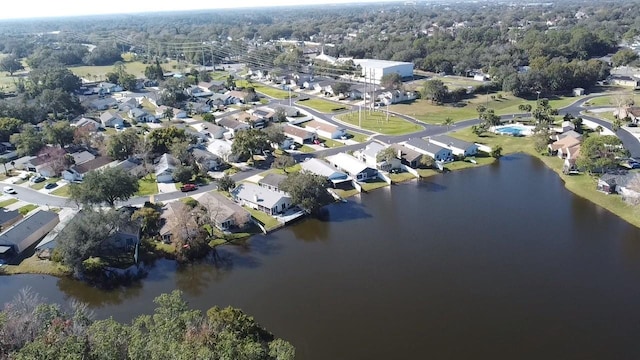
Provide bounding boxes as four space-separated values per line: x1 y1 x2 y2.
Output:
180 184 198 192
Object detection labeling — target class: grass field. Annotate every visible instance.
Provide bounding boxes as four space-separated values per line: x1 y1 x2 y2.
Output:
360 178 390 192
337 111 423 135
51 185 70 197
299 145 316 153
348 132 370 143
236 80 293 99
318 137 344 148
584 94 636 107
297 98 347 113
68 60 180 80
268 163 302 175
210 71 230 80
136 176 159 196
245 207 281 231
0 198 18 208
389 172 416 183
449 127 640 229
333 188 360 199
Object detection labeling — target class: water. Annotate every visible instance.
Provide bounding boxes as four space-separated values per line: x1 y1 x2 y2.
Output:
2 154 640 359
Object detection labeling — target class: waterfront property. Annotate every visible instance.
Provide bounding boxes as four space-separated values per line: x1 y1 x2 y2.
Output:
325 152 378 182
597 172 640 202
300 158 352 187
389 143 423 168
428 134 478 157
355 142 401 171
258 173 288 193
548 136 581 158
231 183 292 216
160 201 200 243
196 192 251 231
0 210 59 260
402 138 453 162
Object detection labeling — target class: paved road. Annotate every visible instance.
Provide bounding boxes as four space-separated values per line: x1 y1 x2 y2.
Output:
5 92 639 207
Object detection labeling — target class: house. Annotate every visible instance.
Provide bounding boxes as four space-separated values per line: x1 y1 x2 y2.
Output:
155 106 186 119
207 139 237 163
155 153 179 183
189 102 211 114
144 92 163 107
90 97 118 110
192 148 223 171
97 82 123 94
300 158 351 187
554 121 576 134
573 87 585 96
563 146 581 173
210 93 234 106
159 201 200 243
73 117 101 132
402 138 453 162
355 142 401 171
100 111 125 128
283 124 317 144
258 173 288 193
197 192 251 231
389 143 423 168
608 75 640 87
217 117 250 135
597 173 640 200
73 155 114 175
252 108 275 122
548 136 582 158
114 157 145 177
0 209 22 230
554 130 583 142
62 168 83 182
227 90 249 103
118 97 139 112
198 80 226 93
200 124 227 140
129 108 156 123
325 152 378 182
377 90 418 105
314 80 336 96
0 210 59 259
614 106 640 122
231 182 292 216
232 111 266 129
428 135 478 157
304 119 346 139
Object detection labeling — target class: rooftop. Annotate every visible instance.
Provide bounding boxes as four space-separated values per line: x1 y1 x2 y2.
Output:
259 173 288 189
325 152 371 176
428 134 475 150
231 182 290 209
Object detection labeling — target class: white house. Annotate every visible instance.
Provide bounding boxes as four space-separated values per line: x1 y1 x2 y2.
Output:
300 158 351 187
231 183 292 216
352 59 414 84
129 108 156 123
90 97 117 110
377 90 418 105
283 124 317 145
99 111 125 128
403 138 453 162
97 82 123 94
325 152 378 182
355 142 401 171
155 153 178 183
304 119 346 139
428 135 478 157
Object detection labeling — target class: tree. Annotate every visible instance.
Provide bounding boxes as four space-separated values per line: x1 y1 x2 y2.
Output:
132 206 161 236
0 117 23 142
576 135 628 174
612 118 623 133
376 147 398 163
274 107 287 122
280 172 332 214
491 145 503 158
422 79 447 104
173 165 194 183
217 174 236 192
533 128 552 153
202 113 216 123
471 124 487 137
0 158 8 176
442 117 454 129
419 154 434 168
43 121 74 148
264 125 286 146
272 155 296 173
571 116 584 133
480 108 501 126
56 208 132 275
163 107 175 120
231 129 270 161
10 126 44 156
144 58 165 81
518 103 532 115
380 73 403 90
36 146 70 176
0 55 24 76
147 126 187 154
611 48 639 67
69 167 139 207
532 98 556 125
332 82 351 97
107 129 140 161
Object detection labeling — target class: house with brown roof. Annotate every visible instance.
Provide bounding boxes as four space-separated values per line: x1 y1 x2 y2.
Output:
283 124 317 145
159 201 200 243
548 136 582 158
197 192 251 231
389 143 423 168
303 119 346 139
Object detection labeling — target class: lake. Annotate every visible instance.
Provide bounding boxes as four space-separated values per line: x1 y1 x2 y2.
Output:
2 153 640 359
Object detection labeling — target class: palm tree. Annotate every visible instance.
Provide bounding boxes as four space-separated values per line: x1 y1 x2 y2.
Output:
443 117 454 130
595 125 604 134
0 158 8 176
612 118 623 133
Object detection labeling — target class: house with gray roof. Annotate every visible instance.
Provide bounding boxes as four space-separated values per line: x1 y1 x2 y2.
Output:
231 183 292 216
197 192 251 231
258 173 288 193
402 138 453 162
128 108 156 123
192 148 223 171
355 142 401 171
100 111 124 128
90 97 118 110
300 158 351 186
155 153 179 183
325 152 378 182
428 135 478 157
217 117 250 135
0 210 59 260
73 117 101 132
389 143 423 168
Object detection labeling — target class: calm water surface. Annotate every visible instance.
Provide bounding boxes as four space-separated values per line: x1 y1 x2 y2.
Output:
2 154 640 359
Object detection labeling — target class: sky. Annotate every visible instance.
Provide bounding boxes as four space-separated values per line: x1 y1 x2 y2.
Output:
1 0 400 20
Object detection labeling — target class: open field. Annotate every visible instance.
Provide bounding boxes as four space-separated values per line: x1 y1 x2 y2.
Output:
449 126 640 229
389 172 416 183
584 94 637 107
236 80 293 99
297 98 347 113
68 60 180 80
391 94 578 124
337 111 423 135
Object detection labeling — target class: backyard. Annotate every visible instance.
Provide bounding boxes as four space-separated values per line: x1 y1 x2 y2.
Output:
245 207 281 231
337 111 423 135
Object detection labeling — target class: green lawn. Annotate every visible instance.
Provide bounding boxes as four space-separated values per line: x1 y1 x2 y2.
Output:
297 98 347 113
0 198 18 208
449 127 640 229
210 71 230 80
1 255 71 276
318 136 344 148
390 94 577 124
360 178 390 192
299 145 316 153
245 207 281 231
236 80 294 99
337 111 423 135
333 188 360 199
268 163 301 175
68 60 179 80
51 185 70 197
348 132 370 143
389 172 416 183
136 176 159 196
584 94 638 107
30 178 60 190
18 204 38 216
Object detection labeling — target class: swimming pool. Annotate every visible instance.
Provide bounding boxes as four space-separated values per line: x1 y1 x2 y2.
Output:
495 125 532 136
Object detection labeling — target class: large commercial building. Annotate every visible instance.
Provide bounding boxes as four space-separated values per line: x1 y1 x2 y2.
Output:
352 59 414 84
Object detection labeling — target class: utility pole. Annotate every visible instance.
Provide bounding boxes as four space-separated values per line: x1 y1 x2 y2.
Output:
289 87 292 107
359 104 362 128
387 102 390 122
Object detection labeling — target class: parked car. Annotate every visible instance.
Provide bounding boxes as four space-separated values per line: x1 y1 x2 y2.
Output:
32 176 45 183
180 184 198 192
3 186 16 194
44 183 58 190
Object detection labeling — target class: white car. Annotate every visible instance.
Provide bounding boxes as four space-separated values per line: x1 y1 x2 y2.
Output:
3 186 16 194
